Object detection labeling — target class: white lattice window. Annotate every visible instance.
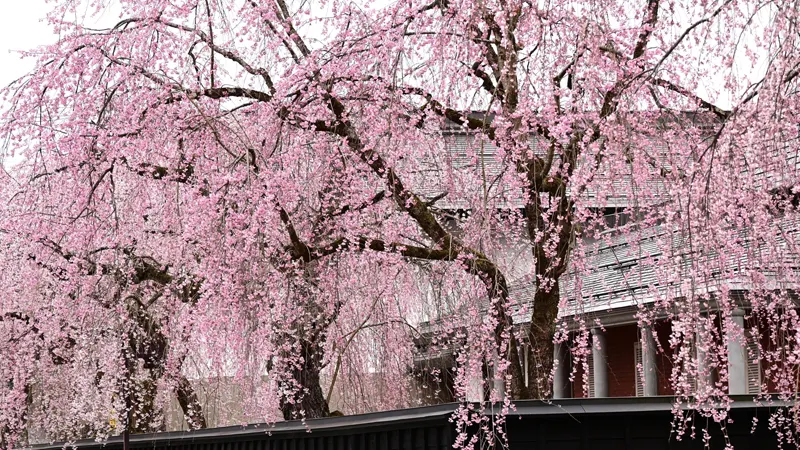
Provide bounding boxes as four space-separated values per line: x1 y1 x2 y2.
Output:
634 342 644 397
746 336 762 395
686 343 698 394
587 351 595 398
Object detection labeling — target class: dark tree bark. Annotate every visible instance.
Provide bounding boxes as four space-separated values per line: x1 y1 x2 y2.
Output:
525 283 562 398
175 376 208 429
279 338 331 420
127 299 207 430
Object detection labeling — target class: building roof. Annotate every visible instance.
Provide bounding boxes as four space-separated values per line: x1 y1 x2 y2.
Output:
560 216 800 317
412 133 669 210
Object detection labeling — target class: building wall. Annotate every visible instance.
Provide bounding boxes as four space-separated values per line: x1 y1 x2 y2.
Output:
573 352 587 398
572 322 676 398
572 324 638 398
654 320 675 396
749 312 800 394
412 367 456 405
605 324 639 397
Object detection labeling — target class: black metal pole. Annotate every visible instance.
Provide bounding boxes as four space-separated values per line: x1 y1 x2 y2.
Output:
123 404 130 450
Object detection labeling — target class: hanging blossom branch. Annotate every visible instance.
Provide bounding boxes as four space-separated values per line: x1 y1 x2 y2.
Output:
2 0 800 444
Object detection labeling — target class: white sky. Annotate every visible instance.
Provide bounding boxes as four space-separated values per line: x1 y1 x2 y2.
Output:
0 1 771 111
0 0 56 88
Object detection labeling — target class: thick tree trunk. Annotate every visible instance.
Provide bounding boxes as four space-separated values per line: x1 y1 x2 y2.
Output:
0 384 30 448
507 330 530 399
280 339 330 420
124 329 161 434
175 376 207 429
127 300 207 430
128 378 163 433
525 282 561 398
522 192 573 399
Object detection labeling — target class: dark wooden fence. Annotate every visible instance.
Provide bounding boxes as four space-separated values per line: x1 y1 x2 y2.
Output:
29 397 793 450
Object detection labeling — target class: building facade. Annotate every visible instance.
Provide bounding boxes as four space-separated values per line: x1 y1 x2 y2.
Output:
411 122 799 403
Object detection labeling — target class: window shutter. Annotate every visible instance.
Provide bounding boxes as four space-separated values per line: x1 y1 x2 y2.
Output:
634 342 644 397
587 351 595 398
686 343 698 394
746 337 761 395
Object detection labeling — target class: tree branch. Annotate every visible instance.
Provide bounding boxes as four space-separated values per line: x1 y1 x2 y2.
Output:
651 0 734 74
400 86 495 138
650 78 730 120
632 0 660 59
155 20 276 94
327 190 387 218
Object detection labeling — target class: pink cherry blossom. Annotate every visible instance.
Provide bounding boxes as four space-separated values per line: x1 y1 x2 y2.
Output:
0 0 798 447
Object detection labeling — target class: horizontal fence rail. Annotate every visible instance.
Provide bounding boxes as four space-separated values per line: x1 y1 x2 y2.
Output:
27 397 791 450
